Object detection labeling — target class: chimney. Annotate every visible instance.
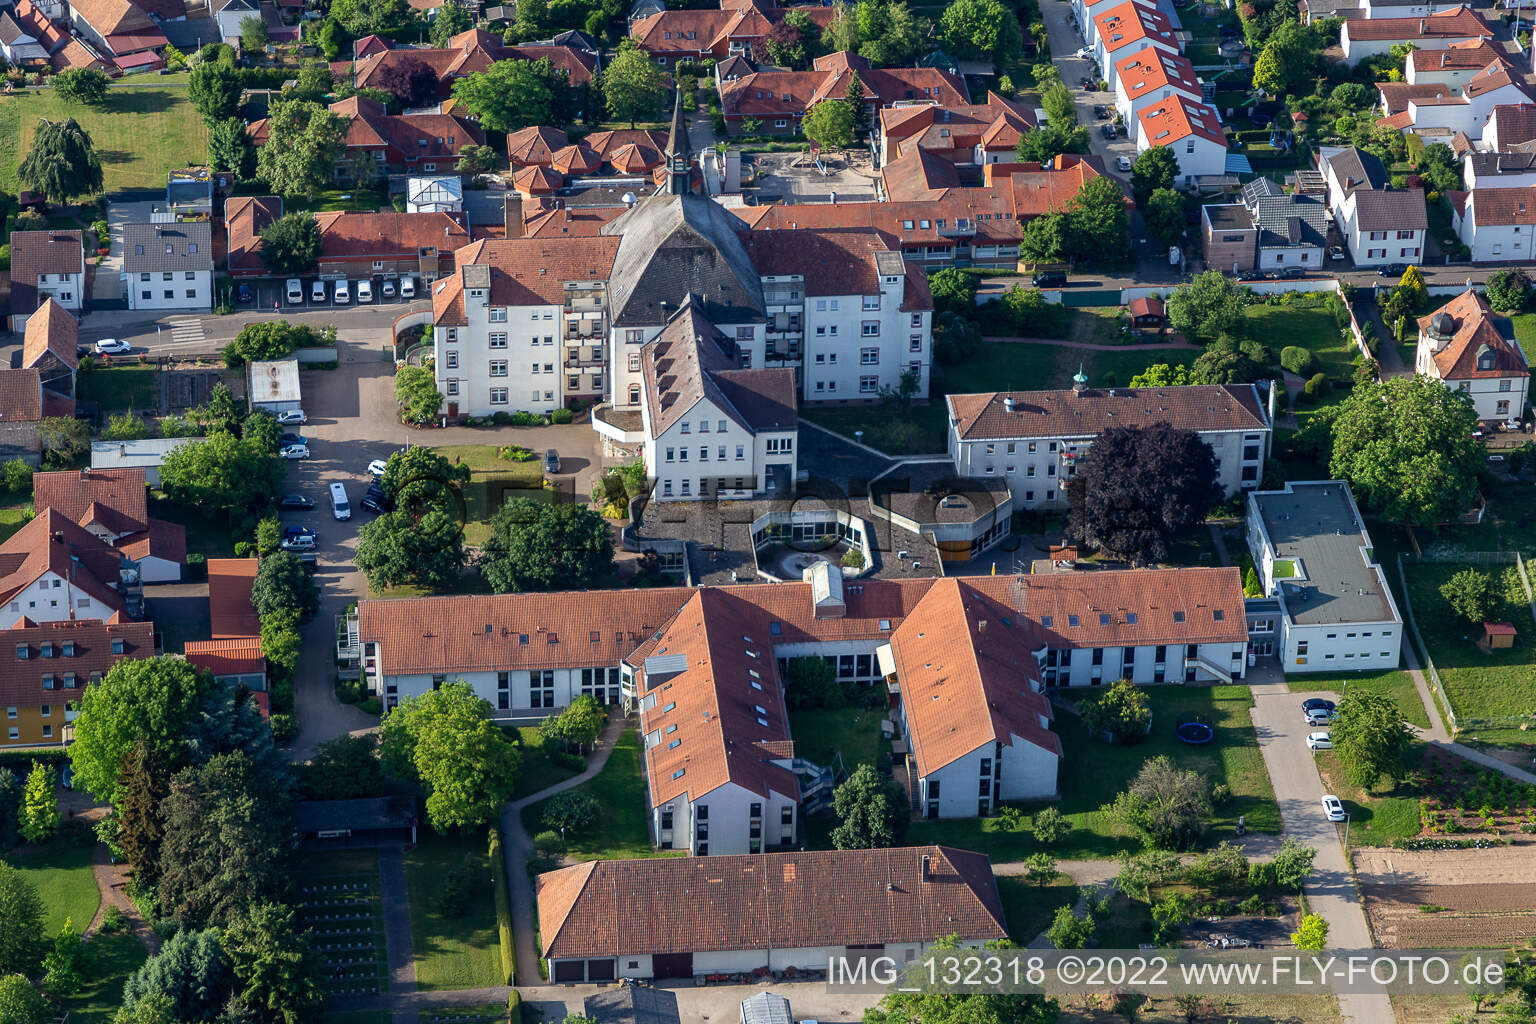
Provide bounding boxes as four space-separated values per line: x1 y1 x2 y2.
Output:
1003 396 1015 411
503 194 524 238
921 855 931 879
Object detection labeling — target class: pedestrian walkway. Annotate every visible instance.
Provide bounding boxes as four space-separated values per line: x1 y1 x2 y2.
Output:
164 316 206 346
500 716 631 985
377 845 418 995
1401 635 1536 783
86 843 161 954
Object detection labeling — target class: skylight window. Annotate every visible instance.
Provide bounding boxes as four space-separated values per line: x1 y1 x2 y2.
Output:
1173 611 1186 623
1068 614 1080 627
672 769 685 779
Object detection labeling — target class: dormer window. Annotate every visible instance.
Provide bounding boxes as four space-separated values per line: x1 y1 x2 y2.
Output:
1477 344 1496 371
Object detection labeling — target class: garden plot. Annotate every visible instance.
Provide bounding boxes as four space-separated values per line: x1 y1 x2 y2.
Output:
1355 846 1536 949
297 874 389 997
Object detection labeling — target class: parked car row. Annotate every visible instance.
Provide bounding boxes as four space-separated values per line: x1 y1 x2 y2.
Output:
284 276 418 306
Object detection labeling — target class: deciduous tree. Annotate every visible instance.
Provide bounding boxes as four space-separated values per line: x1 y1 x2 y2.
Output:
1079 680 1152 743
1485 268 1531 313
1069 423 1219 564
210 118 256 179
69 657 213 803
482 498 614 593
159 431 285 523
1129 363 1195 387
1190 335 1269 385
1045 905 1095 950
393 364 443 425
1439 568 1494 623
1023 852 1058 887
297 735 385 801
52 68 110 105
601 48 667 128
927 268 978 315
256 100 347 200
188 63 242 123
251 551 319 618
356 506 467 592
1329 691 1413 789
240 15 268 51
1142 188 1185 247
1328 375 1481 526
0 973 48 1024
18 118 103 204
1031 806 1067 846
1168 270 1248 340
938 0 1022 61
379 683 522 832
1102 755 1213 850
1291 913 1328 950
540 791 600 834
1014 122 1089 164
802 98 854 150
429 1 472 46
377 56 441 109
1039 82 1076 127
35 416 91 466
830 764 904 849
1130 146 1178 206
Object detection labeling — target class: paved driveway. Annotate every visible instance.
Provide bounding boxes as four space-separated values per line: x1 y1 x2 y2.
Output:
1249 679 1396 1024
285 339 610 757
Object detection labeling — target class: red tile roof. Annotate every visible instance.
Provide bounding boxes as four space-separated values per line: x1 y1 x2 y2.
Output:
1409 39 1512 73
1137 94 1227 149
225 195 282 274
314 210 470 261
67 0 154 38
34 468 149 533
636 588 800 808
1490 103 1536 148
1344 4 1492 41
511 163 564 196
1094 0 1177 54
0 369 51 423
440 236 621 311
889 579 1061 777
720 53 967 122
0 616 154 708
1003 154 1110 217
947 383 1268 440
505 125 568 166
22 299 78 373
184 636 266 677
1376 82 1450 115
207 558 259 639
326 96 486 163
739 226 897 297
1115 48 1201 101
537 845 1007 960
879 92 1036 159
0 510 127 615
1417 287 1529 380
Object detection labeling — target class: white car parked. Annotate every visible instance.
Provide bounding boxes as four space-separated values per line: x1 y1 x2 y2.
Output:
1321 795 1347 821
280 444 311 460
367 459 389 477
334 279 350 304
286 279 304 304
94 338 132 355
357 280 374 303
400 277 417 299
276 409 307 425
1306 731 1332 750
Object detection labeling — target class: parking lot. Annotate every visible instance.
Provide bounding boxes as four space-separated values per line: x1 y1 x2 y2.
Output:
237 274 423 312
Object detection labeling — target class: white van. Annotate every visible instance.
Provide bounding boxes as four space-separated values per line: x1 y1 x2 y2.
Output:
357 279 374 303
286 279 304 304
334 279 351 304
330 482 351 521
400 276 416 299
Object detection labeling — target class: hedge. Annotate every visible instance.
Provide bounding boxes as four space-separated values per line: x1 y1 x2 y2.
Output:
488 826 516 985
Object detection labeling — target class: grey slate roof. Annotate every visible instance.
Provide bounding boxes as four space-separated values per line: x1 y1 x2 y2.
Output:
1252 192 1327 248
293 796 417 834
1467 150 1536 176
600 194 765 328
584 988 682 1024
1352 188 1429 231
122 222 214 274
1326 146 1389 194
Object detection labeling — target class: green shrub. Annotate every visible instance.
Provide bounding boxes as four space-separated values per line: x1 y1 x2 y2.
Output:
1302 372 1329 400
359 698 381 715
1279 345 1319 376
550 408 573 424
840 547 865 569
269 713 297 743
489 827 516 984
492 411 513 425
498 444 537 462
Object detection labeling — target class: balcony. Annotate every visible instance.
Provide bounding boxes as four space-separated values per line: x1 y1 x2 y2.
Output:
936 218 975 238
592 402 645 445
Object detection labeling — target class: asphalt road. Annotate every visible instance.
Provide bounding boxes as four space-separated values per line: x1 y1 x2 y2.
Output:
1249 679 1395 1024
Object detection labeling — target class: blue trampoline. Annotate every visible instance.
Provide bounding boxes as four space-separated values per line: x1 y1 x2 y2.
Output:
1176 721 1214 744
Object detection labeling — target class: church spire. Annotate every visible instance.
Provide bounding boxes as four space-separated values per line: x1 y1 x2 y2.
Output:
665 82 691 196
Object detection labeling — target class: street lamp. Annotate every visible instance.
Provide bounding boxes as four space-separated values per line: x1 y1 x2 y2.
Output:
1342 812 1352 850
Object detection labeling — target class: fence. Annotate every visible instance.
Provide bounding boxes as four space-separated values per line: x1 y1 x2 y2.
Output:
1396 549 1536 735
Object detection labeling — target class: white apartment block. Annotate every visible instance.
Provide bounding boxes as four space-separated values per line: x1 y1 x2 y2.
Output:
1246 481 1403 673
122 223 214 313
945 381 1274 512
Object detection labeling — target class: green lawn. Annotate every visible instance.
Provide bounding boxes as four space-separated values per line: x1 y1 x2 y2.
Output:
905 686 1278 861
787 705 886 772
291 188 389 213
5 837 101 934
78 367 159 413
1273 559 1298 578
511 726 583 800
1285 670 1432 729
803 341 1200 455
1314 747 1425 845
1402 561 1536 743
0 86 209 194
521 729 669 861
65 930 149 1024
1511 313 1536 366
433 444 549 546
996 874 1078 946
0 502 31 543
404 833 504 992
